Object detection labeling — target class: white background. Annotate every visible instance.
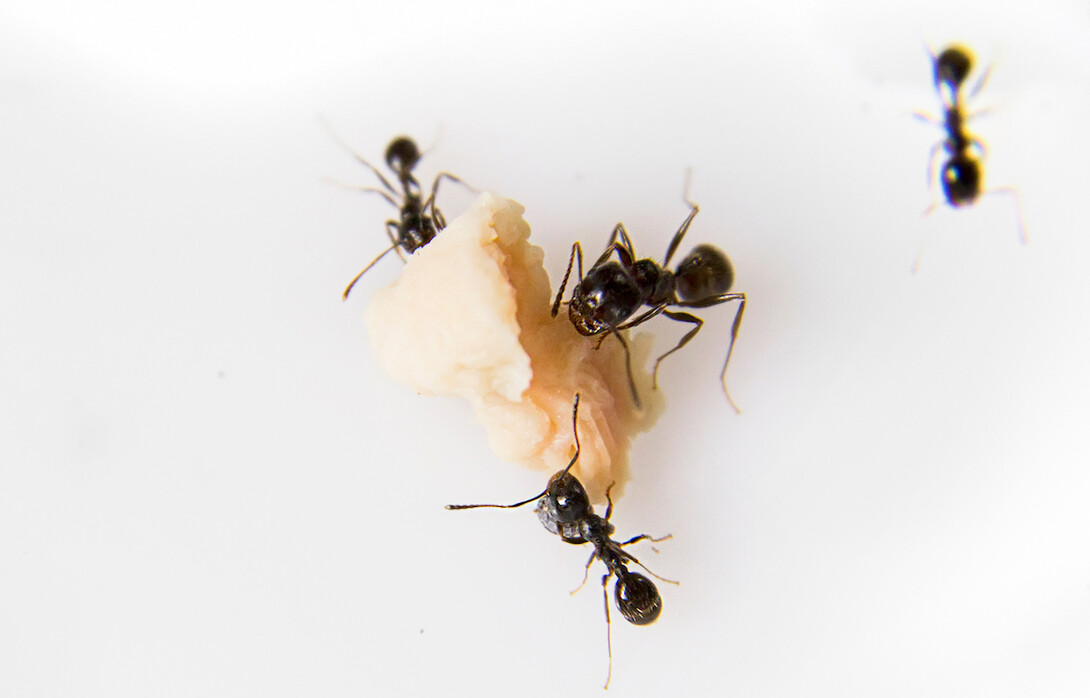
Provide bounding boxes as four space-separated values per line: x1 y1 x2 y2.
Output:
2 1 1089 696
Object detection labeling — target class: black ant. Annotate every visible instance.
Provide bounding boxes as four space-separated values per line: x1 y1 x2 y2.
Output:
915 44 1026 266
551 198 746 412
446 394 674 689
330 134 471 299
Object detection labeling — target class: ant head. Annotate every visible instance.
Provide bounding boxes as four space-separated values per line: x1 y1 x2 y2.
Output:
385 137 420 176
674 244 734 302
614 571 662 625
569 263 643 336
941 153 982 207
542 470 593 525
934 45 973 92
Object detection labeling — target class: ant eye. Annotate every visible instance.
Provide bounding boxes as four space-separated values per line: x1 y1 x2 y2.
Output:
385 137 420 173
614 573 661 625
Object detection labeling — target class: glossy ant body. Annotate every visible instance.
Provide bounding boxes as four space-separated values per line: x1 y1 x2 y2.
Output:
446 395 673 689
917 45 1026 256
552 201 746 412
335 135 469 299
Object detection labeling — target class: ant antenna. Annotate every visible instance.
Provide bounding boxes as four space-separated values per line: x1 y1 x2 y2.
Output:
445 394 582 510
317 115 400 198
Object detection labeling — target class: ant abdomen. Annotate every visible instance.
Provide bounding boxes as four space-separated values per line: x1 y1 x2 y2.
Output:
675 243 734 302
941 153 982 207
614 572 662 625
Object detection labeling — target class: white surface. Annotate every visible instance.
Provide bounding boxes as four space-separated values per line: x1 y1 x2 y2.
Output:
2 1 1089 696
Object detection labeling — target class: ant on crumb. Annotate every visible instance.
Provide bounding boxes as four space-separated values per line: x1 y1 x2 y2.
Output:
446 394 674 689
914 44 1026 268
552 193 746 412
327 132 472 299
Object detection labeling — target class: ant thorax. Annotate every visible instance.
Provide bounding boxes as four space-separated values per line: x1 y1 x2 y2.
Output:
631 258 676 305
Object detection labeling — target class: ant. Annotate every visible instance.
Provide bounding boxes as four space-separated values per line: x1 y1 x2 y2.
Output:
446 394 674 689
551 196 746 412
915 44 1026 267
330 133 471 299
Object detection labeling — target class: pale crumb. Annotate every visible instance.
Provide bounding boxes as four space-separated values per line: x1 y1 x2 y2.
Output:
364 192 663 501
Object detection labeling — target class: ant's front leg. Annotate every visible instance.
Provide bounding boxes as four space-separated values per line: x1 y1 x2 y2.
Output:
618 533 673 547
551 241 584 317
663 202 699 267
610 330 642 410
425 171 478 229
597 222 637 266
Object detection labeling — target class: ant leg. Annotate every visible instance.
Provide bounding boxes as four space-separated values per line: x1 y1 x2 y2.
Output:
424 171 478 227
599 223 637 266
619 533 673 547
561 393 582 475
619 547 675 584
611 330 642 410
911 111 943 127
551 242 584 317
970 138 989 162
613 302 668 332
968 63 994 101
343 234 401 299
322 178 401 208
925 141 943 189
570 550 597 595
603 481 616 520
675 293 747 414
988 186 1029 245
601 572 614 690
593 232 637 269
385 221 408 263
651 310 703 390
663 202 700 267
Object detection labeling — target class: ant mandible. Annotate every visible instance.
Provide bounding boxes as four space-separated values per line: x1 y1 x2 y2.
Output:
446 394 674 689
332 134 471 299
551 195 746 412
916 45 1026 260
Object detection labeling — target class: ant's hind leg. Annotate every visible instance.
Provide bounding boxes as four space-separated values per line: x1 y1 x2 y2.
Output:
551 242 584 317
988 185 1029 245
674 292 746 413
